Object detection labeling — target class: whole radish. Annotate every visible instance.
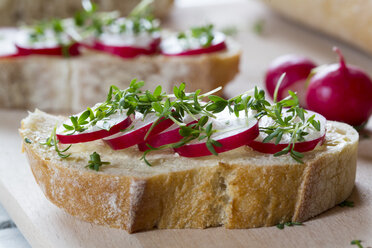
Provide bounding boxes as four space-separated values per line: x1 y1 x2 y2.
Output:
265 54 317 107
306 47 372 127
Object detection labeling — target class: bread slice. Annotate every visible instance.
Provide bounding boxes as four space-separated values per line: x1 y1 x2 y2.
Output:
0 40 240 113
70 42 240 112
262 0 372 55
19 110 358 233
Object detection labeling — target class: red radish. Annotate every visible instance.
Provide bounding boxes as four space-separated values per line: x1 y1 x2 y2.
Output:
162 41 226 56
247 110 326 154
56 112 134 144
306 47 372 126
265 55 317 107
90 37 160 58
247 134 325 154
15 42 80 56
174 111 259 157
137 120 198 151
104 113 174 150
161 32 226 56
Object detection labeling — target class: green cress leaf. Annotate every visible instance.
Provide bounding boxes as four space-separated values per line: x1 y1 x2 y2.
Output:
63 124 74 131
198 116 209 127
86 152 110 171
176 24 215 49
350 240 363 248
253 19 265 35
338 200 354 207
153 85 162 97
24 138 32 144
274 146 290 157
276 221 302 230
211 139 222 147
206 141 218 156
78 110 90 124
205 123 213 136
276 223 284 230
41 125 71 158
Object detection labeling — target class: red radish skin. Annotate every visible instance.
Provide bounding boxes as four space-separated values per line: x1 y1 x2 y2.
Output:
247 134 325 154
15 42 80 56
57 114 134 144
161 41 226 56
91 38 160 58
247 110 326 154
174 121 259 157
104 117 174 150
306 47 372 126
137 121 198 151
265 55 317 107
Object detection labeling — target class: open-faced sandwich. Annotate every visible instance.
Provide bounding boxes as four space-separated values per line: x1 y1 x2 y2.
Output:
0 1 240 112
19 80 358 233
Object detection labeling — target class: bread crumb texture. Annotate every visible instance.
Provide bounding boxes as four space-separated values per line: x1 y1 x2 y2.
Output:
19 110 358 233
0 40 240 112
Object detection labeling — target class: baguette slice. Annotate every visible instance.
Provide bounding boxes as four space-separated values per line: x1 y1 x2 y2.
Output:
19 110 358 233
263 0 372 55
0 40 240 113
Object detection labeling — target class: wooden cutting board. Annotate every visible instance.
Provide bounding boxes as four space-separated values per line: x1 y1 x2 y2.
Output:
1 1 372 247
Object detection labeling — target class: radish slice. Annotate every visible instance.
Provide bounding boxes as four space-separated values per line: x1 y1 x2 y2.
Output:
247 134 325 154
56 110 134 144
90 37 160 58
104 113 174 150
14 28 80 56
137 120 198 151
161 32 227 56
174 110 259 157
15 42 80 56
247 110 326 154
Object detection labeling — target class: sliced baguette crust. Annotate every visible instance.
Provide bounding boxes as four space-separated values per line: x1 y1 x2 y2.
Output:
263 0 372 55
19 110 358 233
0 41 240 112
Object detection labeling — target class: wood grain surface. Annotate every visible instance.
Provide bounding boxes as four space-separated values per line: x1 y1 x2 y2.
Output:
0 0 372 247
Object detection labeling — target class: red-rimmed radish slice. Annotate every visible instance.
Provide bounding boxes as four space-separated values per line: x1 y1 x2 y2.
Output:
90 37 160 58
174 110 259 157
15 42 80 56
56 111 134 144
247 110 327 154
104 113 174 150
161 32 227 56
247 134 325 154
162 41 226 56
137 120 198 151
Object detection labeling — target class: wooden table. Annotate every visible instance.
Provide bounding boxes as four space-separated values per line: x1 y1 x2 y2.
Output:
1 0 372 247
